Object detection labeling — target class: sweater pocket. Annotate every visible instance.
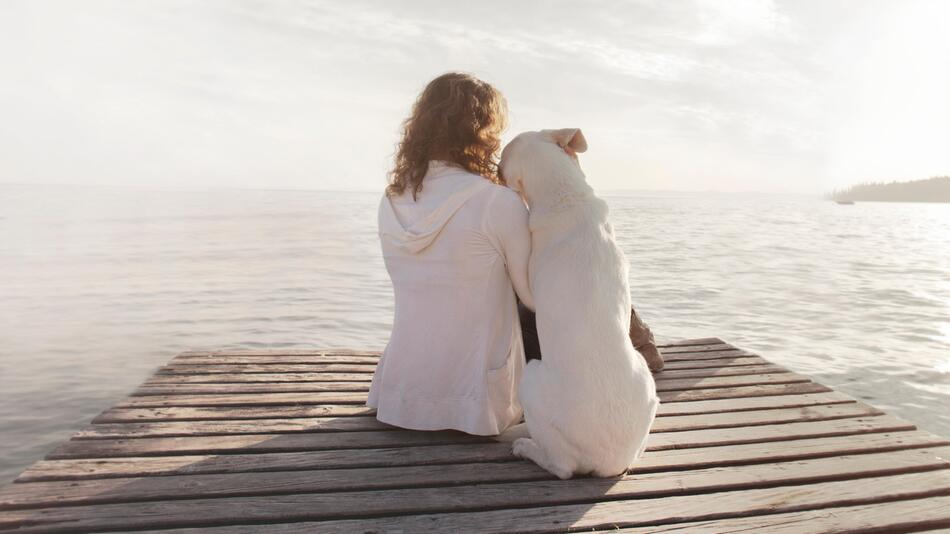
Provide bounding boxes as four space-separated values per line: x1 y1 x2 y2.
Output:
486 352 515 412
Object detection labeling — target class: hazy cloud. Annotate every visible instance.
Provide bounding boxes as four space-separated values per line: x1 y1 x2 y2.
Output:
1 0 948 193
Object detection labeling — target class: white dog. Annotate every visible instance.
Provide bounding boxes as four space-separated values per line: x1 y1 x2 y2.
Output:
497 128 659 479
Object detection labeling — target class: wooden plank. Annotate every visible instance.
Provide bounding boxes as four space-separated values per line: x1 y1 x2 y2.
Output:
78 416 398 438
171 355 380 365
131 497 950 534
46 429 491 459
170 345 753 366
143 470 950 534
91 391 856 423
655 402 882 432
658 337 724 347
19 430 946 483
141 364 790 385
146 373 375 384
157 355 772 375
645 363 787 379
657 343 737 354
4 445 948 513
662 349 756 362
46 414 912 459
131 372 809 396
16 443 519 482
0 461 549 510
117 392 371 407
659 381 830 402
614 494 950 533
133 382 373 396
92 404 379 423
1 462 947 532
74 403 882 440
158 364 378 375
660 356 768 370
167 339 719 359
176 350 381 358
114 382 832 409
635 429 949 473
655 391 856 416
645 415 914 451
658 372 807 391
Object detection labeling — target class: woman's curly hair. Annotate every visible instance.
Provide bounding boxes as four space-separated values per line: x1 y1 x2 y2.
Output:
387 72 508 199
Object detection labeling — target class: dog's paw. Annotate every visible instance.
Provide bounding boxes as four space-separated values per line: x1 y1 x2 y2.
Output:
511 437 534 459
493 422 530 442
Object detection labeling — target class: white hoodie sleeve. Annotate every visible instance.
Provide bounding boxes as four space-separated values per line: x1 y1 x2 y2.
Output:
485 187 534 311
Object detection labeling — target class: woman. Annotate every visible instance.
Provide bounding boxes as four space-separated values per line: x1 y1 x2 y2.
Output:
367 72 532 436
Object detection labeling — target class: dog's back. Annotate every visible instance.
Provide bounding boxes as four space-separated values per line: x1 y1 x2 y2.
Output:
500 129 658 479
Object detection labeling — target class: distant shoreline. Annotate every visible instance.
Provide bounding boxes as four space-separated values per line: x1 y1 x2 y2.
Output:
830 176 950 203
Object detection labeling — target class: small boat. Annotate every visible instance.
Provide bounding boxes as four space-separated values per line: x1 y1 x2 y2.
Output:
835 199 855 205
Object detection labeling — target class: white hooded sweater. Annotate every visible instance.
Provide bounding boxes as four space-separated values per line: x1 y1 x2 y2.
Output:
368 161 533 435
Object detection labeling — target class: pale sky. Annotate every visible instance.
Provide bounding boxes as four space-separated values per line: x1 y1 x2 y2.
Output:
1 0 948 194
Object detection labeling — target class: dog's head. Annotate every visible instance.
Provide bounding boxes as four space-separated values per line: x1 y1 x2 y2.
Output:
499 128 589 210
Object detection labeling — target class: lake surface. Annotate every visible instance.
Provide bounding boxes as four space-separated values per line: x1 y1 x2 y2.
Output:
1 183 948 484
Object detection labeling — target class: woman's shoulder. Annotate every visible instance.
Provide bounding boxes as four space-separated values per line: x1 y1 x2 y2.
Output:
483 182 525 211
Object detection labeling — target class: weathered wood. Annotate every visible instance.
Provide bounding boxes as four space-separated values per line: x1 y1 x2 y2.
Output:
179 349 382 357
133 381 373 395
115 382 832 409
661 349 757 362
171 344 752 366
142 364 790 386
171 355 381 365
660 356 768 370
16 443 520 482
150 470 950 534
74 403 881 440
658 381 831 402
117 392 371 407
92 404 378 423
46 429 491 459
4 445 948 513
4 337 947 534
654 391 856 416
658 337 725 347
79 416 398 438
92 391 856 423
158 364 378 375
19 430 946 483
645 363 788 379
656 343 738 354
1 463 947 532
146 372 376 384
634 430 949 473
47 414 912 459
614 494 950 533
130 496 950 533
131 372 809 396
158 355 772 375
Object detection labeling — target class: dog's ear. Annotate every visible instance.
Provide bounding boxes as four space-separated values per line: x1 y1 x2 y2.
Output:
545 128 587 153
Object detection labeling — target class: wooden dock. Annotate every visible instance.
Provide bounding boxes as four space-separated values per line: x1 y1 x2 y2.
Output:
1 337 949 532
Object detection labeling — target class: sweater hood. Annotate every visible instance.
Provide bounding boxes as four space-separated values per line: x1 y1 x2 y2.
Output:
379 163 491 254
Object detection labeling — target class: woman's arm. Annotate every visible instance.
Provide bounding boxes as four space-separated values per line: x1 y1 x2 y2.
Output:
487 187 535 311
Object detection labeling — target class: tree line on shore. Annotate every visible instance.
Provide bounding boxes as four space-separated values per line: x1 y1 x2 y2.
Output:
828 176 950 203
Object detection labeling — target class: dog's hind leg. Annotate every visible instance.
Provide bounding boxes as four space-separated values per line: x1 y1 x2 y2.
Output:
515 366 580 479
493 422 529 442
512 437 574 479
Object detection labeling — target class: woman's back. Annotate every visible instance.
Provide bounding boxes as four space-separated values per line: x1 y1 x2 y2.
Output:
369 161 532 435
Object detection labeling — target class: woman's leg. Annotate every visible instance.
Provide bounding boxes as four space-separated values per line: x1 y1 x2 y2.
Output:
518 301 542 361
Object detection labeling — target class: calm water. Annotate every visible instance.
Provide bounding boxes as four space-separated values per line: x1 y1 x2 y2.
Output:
1 183 948 484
